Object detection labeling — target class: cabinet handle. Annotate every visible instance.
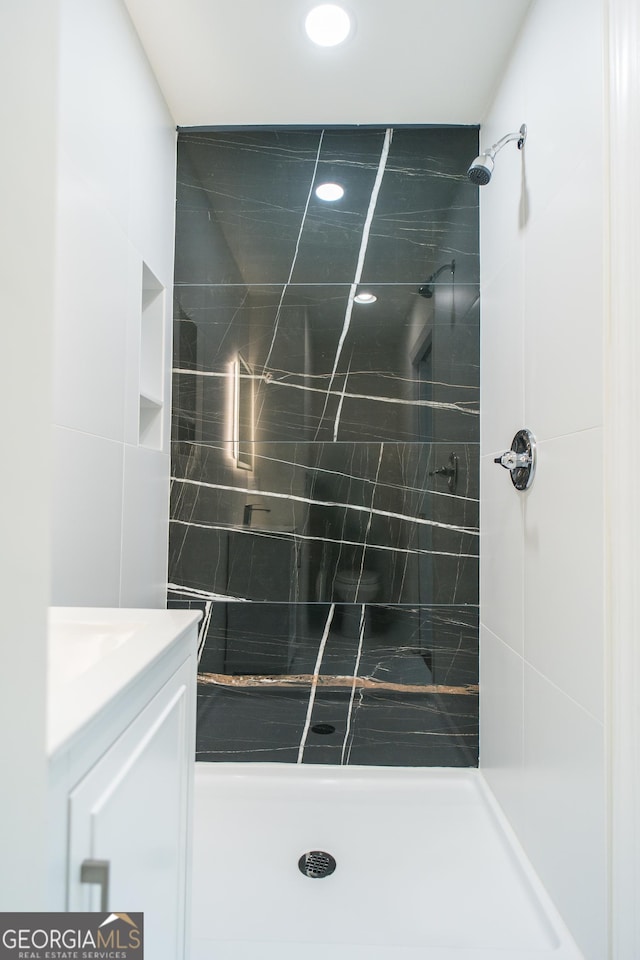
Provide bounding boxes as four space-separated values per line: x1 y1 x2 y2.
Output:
80 859 110 912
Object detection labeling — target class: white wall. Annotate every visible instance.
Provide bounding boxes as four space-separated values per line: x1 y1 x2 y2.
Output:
607 4 640 955
51 0 176 608
0 0 60 911
479 1 607 957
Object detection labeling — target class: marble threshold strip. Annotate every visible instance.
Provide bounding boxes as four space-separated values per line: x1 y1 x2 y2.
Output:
198 672 479 696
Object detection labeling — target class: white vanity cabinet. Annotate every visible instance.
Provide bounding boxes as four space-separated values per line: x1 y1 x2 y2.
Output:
47 608 201 960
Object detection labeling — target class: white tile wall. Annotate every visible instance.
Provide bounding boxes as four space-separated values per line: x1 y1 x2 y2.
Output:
479 251 525 456
120 445 171 608
480 455 524 653
53 159 132 442
479 0 607 956
0 0 59 908
523 176 605 440
523 429 604 722
51 0 176 607
58 0 130 231
126 92 178 285
521 666 607 960
52 426 124 606
519 0 605 226
479 625 524 832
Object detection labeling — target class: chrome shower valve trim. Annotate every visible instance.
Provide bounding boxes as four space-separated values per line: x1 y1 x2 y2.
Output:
495 450 531 471
494 429 537 491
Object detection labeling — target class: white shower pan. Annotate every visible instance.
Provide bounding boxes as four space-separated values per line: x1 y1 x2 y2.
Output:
191 765 584 960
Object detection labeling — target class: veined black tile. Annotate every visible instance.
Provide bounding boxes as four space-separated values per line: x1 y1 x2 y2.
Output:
192 603 478 765
192 603 478 681
176 130 324 286
173 126 480 769
360 127 480 286
342 690 479 767
172 281 479 444
290 128 390 284
355 604 479 686
175 128 479 287
301 691 351 765
196 684 308 763
169 441 478 604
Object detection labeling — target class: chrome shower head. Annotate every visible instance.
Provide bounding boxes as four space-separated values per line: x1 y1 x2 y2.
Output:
467 124 527 186
467 153 495 186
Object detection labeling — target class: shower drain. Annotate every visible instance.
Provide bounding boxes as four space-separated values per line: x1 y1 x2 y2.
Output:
311 723 336 735
298 851 337 879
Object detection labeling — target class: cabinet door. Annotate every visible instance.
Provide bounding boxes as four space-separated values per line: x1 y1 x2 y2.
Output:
68 660 193 960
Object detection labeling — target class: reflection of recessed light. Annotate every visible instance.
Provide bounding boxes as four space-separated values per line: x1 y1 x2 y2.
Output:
305 5 352 46
315 182 344 202
354 293 377 304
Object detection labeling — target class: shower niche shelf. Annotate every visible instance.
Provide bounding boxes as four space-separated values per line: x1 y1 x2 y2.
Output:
138 263 165 451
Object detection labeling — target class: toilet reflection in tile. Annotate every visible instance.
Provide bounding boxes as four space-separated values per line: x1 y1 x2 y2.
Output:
333 568 381 637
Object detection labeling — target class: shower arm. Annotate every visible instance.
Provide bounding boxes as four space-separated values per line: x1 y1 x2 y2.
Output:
485 125 527 159
428 261 455 284
417 259 455 298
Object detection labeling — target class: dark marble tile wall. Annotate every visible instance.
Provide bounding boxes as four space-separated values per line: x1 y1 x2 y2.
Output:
170 440 479 605
183 603 479 764
170 127 480 767
172 283 479 444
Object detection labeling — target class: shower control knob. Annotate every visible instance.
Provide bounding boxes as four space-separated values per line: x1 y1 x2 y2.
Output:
494 429 537 491
494 450 531 470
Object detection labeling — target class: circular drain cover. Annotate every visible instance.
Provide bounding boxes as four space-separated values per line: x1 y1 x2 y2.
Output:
311 723 336 735
298 851 337 879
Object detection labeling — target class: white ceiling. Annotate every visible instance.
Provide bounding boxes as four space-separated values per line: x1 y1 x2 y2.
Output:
122 0 532 127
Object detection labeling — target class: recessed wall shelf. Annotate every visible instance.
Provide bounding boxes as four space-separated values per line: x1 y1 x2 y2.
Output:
139 392 163 448
138 263 165 450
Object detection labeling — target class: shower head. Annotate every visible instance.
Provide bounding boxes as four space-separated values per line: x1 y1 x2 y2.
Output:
467 124 527 186
418 260 455 298
467 153 495 186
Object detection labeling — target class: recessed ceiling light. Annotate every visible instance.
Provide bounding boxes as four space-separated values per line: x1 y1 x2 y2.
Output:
354 293 377 304
304 5 352 47
315 182 344 202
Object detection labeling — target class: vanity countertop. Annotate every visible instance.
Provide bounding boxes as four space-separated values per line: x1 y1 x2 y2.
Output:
47 607 201 756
